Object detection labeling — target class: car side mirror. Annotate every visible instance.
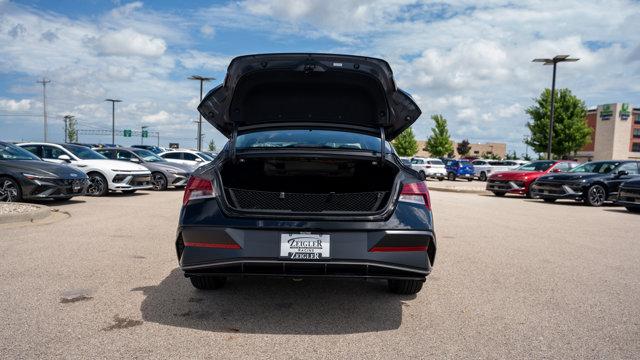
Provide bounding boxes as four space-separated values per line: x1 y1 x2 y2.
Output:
195 158 203 162
58 154 71 162
617 170 629 177
130 157 140 163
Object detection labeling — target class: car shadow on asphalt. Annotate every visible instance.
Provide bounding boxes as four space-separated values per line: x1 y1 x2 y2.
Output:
603 208 639 215
132 268 413 335
31 198 86 206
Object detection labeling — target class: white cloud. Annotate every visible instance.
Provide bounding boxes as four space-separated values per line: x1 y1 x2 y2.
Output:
178 50 230 72
143 110 171 123
0 98 33 111
200 24 215 38
96 28 167 57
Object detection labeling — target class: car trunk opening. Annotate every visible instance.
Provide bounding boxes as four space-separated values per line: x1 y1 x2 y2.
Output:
218 156 399 214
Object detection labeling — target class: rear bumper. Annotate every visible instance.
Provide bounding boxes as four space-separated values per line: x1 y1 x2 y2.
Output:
177 227 435 280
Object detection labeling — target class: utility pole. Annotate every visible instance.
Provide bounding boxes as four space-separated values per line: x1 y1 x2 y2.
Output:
532 55 579 160
37 78 51 141
141 125 148 145
105 99 122 145
188 75 215 151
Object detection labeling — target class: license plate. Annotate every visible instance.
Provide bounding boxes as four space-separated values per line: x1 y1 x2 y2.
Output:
280 233 330 260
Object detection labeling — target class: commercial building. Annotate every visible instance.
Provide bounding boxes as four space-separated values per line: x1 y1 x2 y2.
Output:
576 103 640 161
415 141 506 159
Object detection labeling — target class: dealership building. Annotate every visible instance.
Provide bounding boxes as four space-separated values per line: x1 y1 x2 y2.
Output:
575 103 640 161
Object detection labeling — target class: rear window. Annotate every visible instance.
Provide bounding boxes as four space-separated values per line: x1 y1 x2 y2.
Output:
428 160 444 165
236 129 390 153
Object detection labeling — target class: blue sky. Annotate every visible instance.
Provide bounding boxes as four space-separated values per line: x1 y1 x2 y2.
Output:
1 0 639 155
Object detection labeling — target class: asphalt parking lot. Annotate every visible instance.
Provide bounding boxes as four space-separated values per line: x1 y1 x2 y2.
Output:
1 189 639 359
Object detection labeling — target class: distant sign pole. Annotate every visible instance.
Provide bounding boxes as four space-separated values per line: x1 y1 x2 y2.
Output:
188 75 215 151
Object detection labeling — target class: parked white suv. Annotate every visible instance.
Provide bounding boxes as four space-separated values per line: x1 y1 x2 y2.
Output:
471 159 515 181
18 142 152 196
158 149 213 169
410 157 446 181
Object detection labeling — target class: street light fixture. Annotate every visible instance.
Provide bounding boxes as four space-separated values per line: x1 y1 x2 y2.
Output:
188 75 215 151
532 55 579 160
105 99 122 145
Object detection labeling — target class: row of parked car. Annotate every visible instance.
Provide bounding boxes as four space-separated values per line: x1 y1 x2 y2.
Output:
484 159 640 213
0 141 216 202
403 157 527 182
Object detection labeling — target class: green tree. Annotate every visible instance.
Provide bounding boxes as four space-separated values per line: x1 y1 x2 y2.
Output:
208 139 217 152
522 153 532 161
65 115 78 143
525 88 591 159
456 139 471 157
505 150 519 160
425 114 454 157
392 127 418 157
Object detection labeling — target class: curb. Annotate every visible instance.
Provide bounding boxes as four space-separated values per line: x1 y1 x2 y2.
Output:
0 203 51 224
427 186 489 195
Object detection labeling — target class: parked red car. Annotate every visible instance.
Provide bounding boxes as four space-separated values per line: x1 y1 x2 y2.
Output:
486 160 577 197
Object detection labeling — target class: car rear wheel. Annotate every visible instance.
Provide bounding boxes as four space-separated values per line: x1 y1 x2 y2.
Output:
447 172 456 181
0 177 22 202
388 279 423 295
86 173 108 197
585 185 606 207
438 177 444 181
493 191 506 197
151 172 168 191
189 276 227 290
479 172 487 181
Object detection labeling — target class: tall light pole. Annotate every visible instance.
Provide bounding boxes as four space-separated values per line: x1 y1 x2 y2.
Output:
532 55 579 160
105 99 122 145
37 78 51 141
188 75 215 151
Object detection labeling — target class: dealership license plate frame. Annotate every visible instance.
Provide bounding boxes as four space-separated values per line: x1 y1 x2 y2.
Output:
280 233 330 260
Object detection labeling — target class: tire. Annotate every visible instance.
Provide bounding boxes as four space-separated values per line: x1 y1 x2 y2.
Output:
543 198 556 203
189 276 227 290
438 177 444 181
584 184 606 207
447 172 456 181
525 187 533 199
479 172 487 181
0 177 22 202
467 178 473 182
86 173 108 197
388 279 424 295
625 206 640 213
151 172 168 191
122 190 137 194
493 192 506 197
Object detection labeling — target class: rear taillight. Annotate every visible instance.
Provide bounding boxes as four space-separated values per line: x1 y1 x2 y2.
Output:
399 181 430 209
182 176 216 205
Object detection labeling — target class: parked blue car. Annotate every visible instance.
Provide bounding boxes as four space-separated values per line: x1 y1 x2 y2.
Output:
445 159 475 181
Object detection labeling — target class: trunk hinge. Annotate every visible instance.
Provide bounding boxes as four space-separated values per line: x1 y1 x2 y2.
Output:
379 127 386 166
230 125 238 162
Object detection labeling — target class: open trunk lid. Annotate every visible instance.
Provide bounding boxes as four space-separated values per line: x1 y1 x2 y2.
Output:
197 53 421 140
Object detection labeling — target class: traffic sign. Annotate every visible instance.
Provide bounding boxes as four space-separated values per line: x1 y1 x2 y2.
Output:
123 129 132 137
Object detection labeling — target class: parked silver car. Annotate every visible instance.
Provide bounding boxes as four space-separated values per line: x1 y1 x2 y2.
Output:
95 147 193 190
